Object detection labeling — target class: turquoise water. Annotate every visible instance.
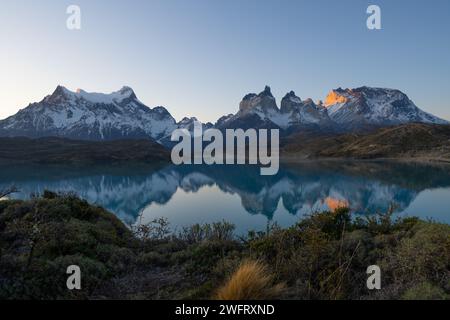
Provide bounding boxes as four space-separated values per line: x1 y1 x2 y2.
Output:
1 161 450 234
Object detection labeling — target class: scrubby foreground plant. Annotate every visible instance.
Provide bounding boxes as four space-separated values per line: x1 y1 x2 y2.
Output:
0 192 448 300
215 260 285 300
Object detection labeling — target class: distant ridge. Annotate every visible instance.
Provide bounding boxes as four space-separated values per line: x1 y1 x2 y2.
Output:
282 122 450 162
0 137 170 165
0 85 447 146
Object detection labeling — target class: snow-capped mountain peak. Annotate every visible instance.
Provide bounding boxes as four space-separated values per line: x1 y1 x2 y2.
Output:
176 117 213 132
324 86 448 127
0 85 178 142
45 85 138 106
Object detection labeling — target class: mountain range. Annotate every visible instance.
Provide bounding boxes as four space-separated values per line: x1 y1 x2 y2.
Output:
0 85 447 147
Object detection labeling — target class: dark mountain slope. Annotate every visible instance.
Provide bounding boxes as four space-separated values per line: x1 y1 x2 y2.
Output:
282 123 450 161
0 137 170 165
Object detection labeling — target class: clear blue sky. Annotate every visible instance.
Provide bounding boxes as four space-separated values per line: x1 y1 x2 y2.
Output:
1 0 450 122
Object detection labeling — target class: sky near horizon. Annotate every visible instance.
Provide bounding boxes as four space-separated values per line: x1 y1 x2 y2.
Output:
1 0 450 122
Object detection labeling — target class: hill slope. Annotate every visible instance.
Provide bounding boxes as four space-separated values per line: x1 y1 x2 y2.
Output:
0 137 170 165
282 123 450 161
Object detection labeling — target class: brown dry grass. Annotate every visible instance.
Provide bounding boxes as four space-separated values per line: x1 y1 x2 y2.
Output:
214 260 285 300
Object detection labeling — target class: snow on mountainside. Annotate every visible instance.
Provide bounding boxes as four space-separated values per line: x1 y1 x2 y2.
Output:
0 85 178 142
217 86 337 131
324 86 448 128
0 85 447 145
279 91 332 127
218 85 448 132
176 117 213 132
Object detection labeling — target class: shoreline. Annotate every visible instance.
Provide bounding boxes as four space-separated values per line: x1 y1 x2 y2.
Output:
279 155 450 165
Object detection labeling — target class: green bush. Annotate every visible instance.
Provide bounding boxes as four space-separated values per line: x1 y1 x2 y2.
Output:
402 282 448 300
1 191 449 300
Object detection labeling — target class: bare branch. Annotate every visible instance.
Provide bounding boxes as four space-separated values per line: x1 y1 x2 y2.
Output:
0 186 18 199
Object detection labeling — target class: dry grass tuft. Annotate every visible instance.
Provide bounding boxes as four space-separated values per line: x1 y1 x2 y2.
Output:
215 260 285 300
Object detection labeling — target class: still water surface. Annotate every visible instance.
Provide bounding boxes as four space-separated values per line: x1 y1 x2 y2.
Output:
1 161 450 234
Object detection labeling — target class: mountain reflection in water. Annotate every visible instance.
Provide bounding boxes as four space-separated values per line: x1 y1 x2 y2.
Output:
1 161 450 234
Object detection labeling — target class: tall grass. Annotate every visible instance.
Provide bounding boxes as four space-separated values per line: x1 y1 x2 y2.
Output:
215 260 285 300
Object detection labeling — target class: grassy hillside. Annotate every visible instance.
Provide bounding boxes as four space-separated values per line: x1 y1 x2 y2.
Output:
282 123 450 161
0 137 170 165
0 192 448 300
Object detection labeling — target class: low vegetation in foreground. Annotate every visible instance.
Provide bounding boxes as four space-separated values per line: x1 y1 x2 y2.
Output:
0 191 449 300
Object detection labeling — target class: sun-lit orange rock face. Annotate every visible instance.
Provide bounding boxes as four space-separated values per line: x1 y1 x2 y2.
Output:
325 197 349 211
324 91 349 107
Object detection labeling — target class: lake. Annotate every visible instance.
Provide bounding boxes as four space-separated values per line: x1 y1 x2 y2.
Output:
1 160 450 234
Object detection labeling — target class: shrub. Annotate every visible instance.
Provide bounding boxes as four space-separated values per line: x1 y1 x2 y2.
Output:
179 221 235 243
402 282 448 300
133 217 171 241
1 193 449 300
380 221 450 290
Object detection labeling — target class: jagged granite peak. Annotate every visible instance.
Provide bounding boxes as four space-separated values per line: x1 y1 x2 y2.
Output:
280 92 332 127
179 116 198 123
280 91 302 113
117 85 135 95
302 98 315 106
260 85 274 98
218 86 335 130
242 93 257 101
324 86 448 127
215 114 234 127
177 117 199 129
212 86 282 130
239 85 278 115
241 85 273 102
176 117 213 132
152 106 171 115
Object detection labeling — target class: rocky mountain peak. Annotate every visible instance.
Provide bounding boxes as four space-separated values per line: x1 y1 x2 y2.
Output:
324 89 350 107
239 86 278 114
302 98 316 106
324 86 448 127
280 91 302 113
242 93 257 101
153 106 170 115
54 85 70 95
260 85 274 98
44 85 73 104
179 117 198 125
116 86 137 100
283 90 300 101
